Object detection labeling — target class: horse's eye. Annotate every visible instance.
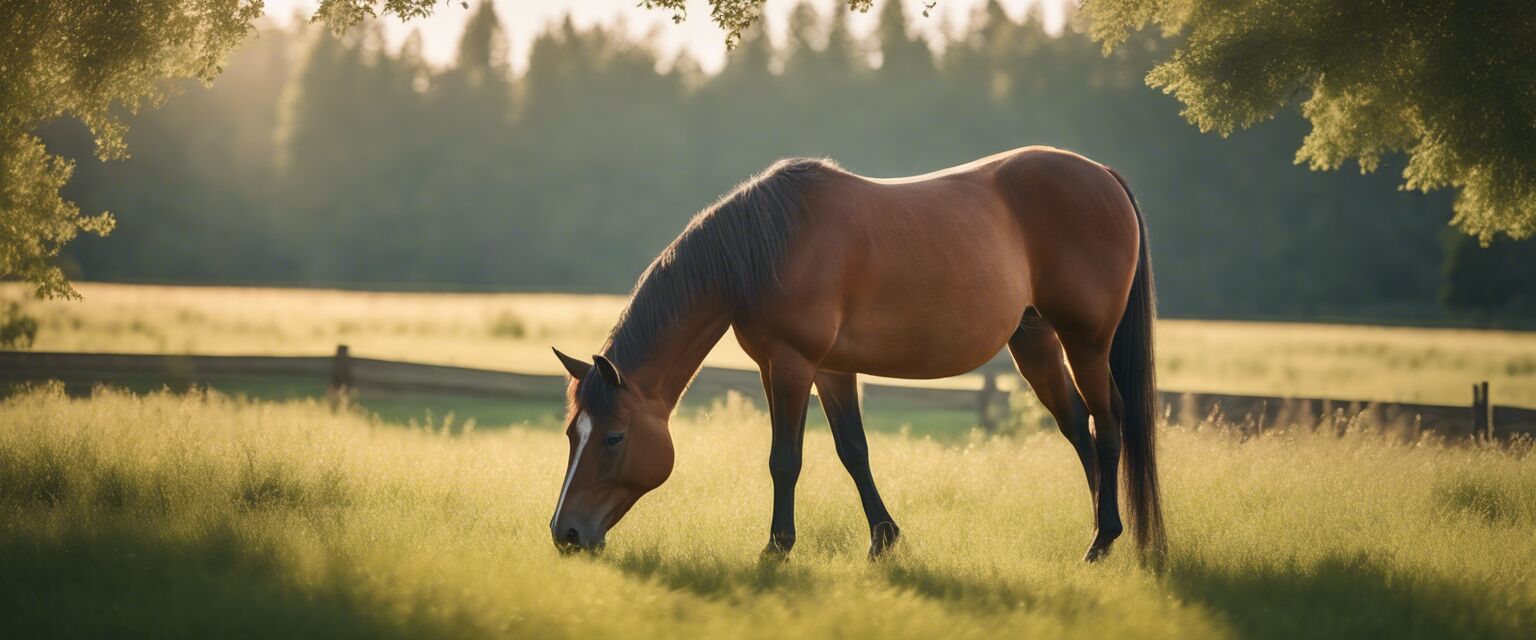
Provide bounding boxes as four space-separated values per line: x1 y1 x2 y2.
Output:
604 432 625 448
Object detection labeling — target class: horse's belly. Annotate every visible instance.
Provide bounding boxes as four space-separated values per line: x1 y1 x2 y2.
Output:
773 177 1032 378
822 268 1029 379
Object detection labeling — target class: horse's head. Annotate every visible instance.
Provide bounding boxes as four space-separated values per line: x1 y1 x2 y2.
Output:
548 348 674 553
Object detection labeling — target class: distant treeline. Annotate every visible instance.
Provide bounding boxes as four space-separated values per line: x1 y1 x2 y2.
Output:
41 1 1532 320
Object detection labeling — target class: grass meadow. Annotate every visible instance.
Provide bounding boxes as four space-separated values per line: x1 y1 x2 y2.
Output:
12 282 1536 407
3 384 1535 639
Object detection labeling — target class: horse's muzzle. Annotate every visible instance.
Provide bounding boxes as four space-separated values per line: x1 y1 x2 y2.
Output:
553 525 604 554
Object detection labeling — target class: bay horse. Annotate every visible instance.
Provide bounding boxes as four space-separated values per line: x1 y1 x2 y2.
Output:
550 146 1165 562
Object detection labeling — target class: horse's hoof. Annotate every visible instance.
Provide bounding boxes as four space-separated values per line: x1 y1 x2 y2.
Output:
868 521 901 560
1082 525 1121 563
760 545 791 563
1082 544 1113 563
761 534 795 561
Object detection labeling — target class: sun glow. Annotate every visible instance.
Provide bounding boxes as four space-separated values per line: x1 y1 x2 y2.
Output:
259 0 1068 74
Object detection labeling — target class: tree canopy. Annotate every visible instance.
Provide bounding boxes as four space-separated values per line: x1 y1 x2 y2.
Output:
2 0 439 298
1083 0 1536 242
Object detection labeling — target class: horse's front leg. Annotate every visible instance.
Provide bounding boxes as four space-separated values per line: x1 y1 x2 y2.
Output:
760 357 815 558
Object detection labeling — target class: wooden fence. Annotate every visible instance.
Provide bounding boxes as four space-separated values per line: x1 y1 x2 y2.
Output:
3 347 1533 440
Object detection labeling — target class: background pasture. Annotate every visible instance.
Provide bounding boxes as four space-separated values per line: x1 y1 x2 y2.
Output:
12 283 1536 411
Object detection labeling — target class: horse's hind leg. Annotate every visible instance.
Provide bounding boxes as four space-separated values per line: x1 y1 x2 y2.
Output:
1006 313 1100 552
815 370 900 558
1058 332 1126 562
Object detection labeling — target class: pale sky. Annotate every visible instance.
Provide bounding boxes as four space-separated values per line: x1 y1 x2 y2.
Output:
261 0 1068 74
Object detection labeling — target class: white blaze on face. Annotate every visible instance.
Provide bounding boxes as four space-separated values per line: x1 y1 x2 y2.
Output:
552 412 593 529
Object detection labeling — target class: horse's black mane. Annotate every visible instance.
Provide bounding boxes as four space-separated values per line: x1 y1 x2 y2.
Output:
578 157 833 412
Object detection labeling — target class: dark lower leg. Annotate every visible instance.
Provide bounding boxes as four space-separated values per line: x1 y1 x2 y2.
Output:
815 371 899 557
1063 347 1125 562
1086 420 1123 560
763 361 813 556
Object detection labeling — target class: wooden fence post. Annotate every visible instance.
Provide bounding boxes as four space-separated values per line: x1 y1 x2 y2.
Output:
978 371 998 432
1487 381 1497 438
329 345 352 411
1472 380 1491 439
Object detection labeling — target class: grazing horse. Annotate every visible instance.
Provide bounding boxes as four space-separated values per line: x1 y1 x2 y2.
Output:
550 146 1166 562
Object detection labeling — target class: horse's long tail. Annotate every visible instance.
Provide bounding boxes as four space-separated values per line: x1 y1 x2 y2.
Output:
1106 167 1166 562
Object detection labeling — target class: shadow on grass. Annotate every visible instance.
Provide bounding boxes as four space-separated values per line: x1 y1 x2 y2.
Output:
1168 552 1533 640
607 547 815 599
877 551 1531 638
0 518 454 639
878 558 1094 617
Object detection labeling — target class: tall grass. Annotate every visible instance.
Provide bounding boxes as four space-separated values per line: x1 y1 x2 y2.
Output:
2 385 1533 638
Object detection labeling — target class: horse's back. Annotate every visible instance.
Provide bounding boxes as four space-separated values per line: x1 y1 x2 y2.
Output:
736 154 1021 377
821 145 1139 326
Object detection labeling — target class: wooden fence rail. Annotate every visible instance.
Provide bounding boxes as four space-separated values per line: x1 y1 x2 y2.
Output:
3 348 1534 440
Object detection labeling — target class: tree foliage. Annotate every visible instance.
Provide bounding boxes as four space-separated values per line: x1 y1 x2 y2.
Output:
0 0 437 298
640 0 874 48
1082 0 1536 241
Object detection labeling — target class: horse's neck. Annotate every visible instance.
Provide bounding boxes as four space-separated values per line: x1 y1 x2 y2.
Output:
609 299 732 410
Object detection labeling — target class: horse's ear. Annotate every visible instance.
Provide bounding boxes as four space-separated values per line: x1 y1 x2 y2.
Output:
592 354 625 388
552 348 592 380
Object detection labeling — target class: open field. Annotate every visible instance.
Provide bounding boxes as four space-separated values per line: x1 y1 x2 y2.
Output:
2 385 1534 638
10 283 1536 407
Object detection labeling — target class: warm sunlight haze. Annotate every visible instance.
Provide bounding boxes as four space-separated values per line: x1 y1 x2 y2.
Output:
3 0 1533 638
